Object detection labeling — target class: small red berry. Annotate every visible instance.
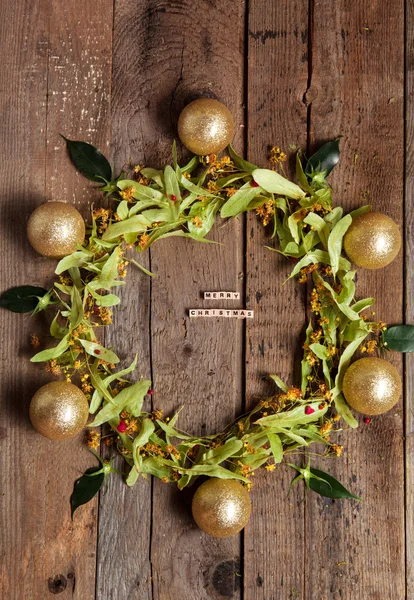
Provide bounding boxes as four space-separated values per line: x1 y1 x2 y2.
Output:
95 349 101 355
148 389 154 396
250 180 259 188
171 195 177 201
117 420 127 433
363 417 371 424
305 406 315 415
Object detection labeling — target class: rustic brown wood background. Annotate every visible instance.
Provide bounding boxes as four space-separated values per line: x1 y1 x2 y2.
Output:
0 0 410 598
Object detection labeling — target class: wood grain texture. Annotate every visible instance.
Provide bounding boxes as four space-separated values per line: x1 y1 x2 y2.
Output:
0 0 112 598
244 2 309 598
306 2 405 599
95 1 153 598
140 1 246 599
405 0 414 596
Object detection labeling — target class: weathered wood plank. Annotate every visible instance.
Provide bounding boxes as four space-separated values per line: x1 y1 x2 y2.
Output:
0 0 112 598
405 0 414 596
138 1 246 598
306 2 405 599
244 2 309 598
95 1 153 598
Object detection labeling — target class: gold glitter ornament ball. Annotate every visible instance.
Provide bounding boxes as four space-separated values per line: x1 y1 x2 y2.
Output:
29 381 89 440
343 212 401 269
177 98 235 156
342 357 402 416
192 478 251 538
27 201 85 258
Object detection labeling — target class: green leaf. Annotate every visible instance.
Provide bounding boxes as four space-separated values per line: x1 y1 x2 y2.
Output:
89 379 151 426
282 249 350 280
267 432 283 464
116 200 129 220
309 343 330 361
50 312 67 339
97 250 121 290
332 332 368 397
349 205 371 219
303 213 329 249
188 198 222 237
130 259 156 278
220 182 262 218
70 286 84 331
255 401 328 428
252 169 306 199
306 139 340 177
31 334 70 362
141 167 164 188
0 286 49 313
334 393 358 429
324 207 343 226
79 339 119 364
62 137 112 183
87 286 120 307
164 165 181 203
118 179 165 203
126 466 140 486
351 298 374 313
269 374 289 393
384 325 414 352
228 144 257 173
102 215 150 242
327 214 352 278
55 250 94 275
71 466 105 519
295 153 313 192
164 462 249 482
132 418 155 451
309 468 362 500
199 439 243 465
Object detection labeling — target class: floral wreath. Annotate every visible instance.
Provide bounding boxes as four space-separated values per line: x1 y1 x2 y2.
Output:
1 99 410 537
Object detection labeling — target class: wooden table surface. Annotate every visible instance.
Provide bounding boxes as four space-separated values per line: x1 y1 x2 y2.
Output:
0 1 412 599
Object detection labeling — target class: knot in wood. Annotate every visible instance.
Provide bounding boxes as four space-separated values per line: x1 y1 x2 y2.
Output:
47 575 67 594
303 85 319 106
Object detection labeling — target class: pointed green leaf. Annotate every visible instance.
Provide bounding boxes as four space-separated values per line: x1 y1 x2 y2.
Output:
55 250 94 275
267 432 283 464
309 468 362 500
252 169 306 199
220 182 263 218
269 374 289 393
70 285 84 331
334 393 358 429
78 339 119 364
71 466 105 519
384 325 414 352
0 286 49 313
306 139 340 177
62 137 112 182
31 334 70 362
228 144 257 173
304 213 330 249
89 379 151 426
103 215 150 242
327 214 352 278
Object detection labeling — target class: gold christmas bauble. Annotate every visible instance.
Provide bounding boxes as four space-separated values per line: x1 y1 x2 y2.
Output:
27 202 85 258
192 478 251 538
29 382 89 440
343 212 401 269
342 357 402 415
178 98 235 156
